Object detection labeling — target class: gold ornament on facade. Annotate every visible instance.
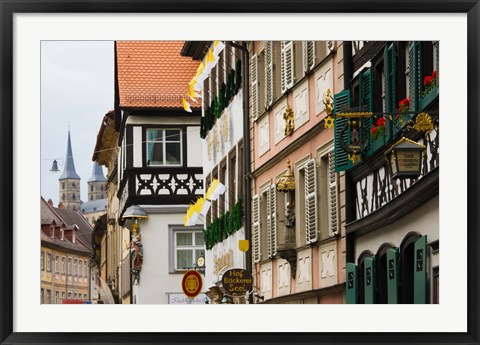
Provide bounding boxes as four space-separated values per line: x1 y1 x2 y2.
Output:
324 116 334 129
323 88 334 115
413 112 433 132
348 153 361 164
276 160 296 192
283 104 295 136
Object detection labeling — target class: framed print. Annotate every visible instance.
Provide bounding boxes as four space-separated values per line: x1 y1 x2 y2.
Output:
1 1 479 345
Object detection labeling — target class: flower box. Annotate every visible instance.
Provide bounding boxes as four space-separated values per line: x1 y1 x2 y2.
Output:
420 85 439 110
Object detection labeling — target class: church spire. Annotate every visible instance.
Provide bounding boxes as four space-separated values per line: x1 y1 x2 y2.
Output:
59 130 81 180
88 162 107 182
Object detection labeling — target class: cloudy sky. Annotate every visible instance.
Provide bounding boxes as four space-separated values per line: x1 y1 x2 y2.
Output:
41 41 114 206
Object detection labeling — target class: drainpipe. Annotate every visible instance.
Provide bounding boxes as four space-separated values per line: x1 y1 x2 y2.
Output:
229 41 252 304
342 41 356 225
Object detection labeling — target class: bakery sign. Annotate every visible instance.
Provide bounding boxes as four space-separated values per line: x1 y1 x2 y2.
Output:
221 269 253 297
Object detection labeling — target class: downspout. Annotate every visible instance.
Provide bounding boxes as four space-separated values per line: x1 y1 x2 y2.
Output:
229 40 252 304
241 42 252 304
343 41 356 263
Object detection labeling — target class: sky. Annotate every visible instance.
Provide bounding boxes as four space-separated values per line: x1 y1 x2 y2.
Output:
41 41 114 206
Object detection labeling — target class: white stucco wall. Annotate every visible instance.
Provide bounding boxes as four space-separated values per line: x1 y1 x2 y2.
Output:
204 227 246 289
355 196 439 258
132 210 207 304
202 92 244 173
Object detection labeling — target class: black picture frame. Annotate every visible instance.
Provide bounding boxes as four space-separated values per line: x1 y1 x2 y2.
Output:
1 1 479 344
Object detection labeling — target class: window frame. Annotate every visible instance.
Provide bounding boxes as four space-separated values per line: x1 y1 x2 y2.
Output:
46 253 51 272
169 226 206 273
145 128 184 167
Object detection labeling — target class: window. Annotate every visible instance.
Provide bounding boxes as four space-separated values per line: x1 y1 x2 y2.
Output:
62 257 66 274
41 288 44 304
319 149 338 238
266 185 277 258
219 160 227 214
84 293 88 300
68 292 72 300
61 292 65 302
72 193 76 200
55 256 59 273
74 293 77 300
146 129 182 166
50 226 54 238
252 195 261 263
73 260 77 276
228 148 237 207
68 258 72 275
41 252 44 270
84 261 88 277
298 160 318 244
172 229 205 271
46 290 51 304
46 253 52 272
55 291 59 304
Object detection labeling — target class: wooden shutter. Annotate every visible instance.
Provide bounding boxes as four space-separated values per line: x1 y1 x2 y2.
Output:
327 151 338 236
364 255 376 304
333 90 353 172
267 185 277 258
414 235 428 303
408 41 423 111
387 248 400 304
303 41 315 74
251 54 259 118
346 263 358 304
252 195 261 263
384 43 397 139
305 159 318 244
359 67 374 156
281 41 295 93
265 41 275 108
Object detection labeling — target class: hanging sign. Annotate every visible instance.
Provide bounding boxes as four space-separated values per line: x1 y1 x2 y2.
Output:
181 270 203 298
221 269 253 297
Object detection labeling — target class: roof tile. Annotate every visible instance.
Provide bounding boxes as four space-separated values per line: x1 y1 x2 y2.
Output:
116 41 200 109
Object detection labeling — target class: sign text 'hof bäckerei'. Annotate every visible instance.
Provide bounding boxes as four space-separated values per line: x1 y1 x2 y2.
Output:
221 269 253 296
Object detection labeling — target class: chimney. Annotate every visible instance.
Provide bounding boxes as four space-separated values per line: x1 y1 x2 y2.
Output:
47 199 54 207
58 202 64 209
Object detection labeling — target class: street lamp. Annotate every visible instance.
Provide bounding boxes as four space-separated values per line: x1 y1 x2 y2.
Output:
122 205 148 235
384 137 426 179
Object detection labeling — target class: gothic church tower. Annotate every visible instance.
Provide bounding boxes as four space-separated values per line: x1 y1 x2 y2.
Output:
59 131 81 211
87 162 107 201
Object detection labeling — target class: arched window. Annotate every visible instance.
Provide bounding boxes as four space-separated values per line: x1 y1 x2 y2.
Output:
357 250 373 304
100 185 104 191
72 193 76 200
376 243 394 304
90 196 93 201
72 182 76 188
400 232 421 304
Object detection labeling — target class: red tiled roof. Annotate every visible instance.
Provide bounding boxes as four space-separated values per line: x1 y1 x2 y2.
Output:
116 41 200 109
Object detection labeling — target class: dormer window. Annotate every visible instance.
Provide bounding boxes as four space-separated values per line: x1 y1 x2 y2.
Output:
61 229 64 240
146 129 182 166
50 226 55 238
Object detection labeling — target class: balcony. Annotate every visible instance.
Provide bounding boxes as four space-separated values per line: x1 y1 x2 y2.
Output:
118 167 203 219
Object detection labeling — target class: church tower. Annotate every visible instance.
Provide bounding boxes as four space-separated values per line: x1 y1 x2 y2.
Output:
88 162 107 201
59 130 81 211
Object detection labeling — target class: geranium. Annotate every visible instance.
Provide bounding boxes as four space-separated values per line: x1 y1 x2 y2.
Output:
396 98 410 123
371 117 387 141
422 70 437 97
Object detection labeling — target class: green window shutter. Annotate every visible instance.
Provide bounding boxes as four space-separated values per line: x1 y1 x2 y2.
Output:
409 42 423 112
414 235 428 303
346 263 358 304
334 90 352 172
387 248 400 304
364 256 376 304
359 68 373 157
384 43 398 139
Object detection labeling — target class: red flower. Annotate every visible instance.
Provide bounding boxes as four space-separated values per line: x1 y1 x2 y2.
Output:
371 126 377 134
432 70 437 79
424 75 433 86
399 98 409 107
376 117 386 126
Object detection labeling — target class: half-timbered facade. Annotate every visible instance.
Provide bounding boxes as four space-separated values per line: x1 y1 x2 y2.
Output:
115 41 204 304
340 41 439 304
